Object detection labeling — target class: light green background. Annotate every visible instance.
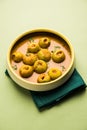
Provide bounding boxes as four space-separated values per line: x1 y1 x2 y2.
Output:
0 0 87 130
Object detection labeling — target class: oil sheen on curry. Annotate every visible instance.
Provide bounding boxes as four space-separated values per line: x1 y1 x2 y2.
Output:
10 35 71 83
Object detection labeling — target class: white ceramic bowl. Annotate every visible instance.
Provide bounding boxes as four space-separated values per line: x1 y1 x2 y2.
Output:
7 29 75 91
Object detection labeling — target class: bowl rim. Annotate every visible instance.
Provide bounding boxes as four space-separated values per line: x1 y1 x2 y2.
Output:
7 28 75 88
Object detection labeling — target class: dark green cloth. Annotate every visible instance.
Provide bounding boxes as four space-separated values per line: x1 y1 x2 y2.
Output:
30 69 86 109
5 69 86 110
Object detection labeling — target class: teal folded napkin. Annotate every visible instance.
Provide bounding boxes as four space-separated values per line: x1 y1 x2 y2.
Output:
30 69 86 110
5 69 86 110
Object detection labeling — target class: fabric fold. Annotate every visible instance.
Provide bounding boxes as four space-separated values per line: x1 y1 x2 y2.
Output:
30 69 86 109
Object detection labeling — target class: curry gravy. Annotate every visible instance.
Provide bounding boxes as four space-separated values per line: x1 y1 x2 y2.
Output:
10 35 71 83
